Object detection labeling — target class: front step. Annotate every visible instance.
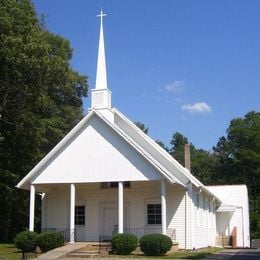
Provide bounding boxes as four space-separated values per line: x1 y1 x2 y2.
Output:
66 242 111 258
215 236 232 247
68 251 100 258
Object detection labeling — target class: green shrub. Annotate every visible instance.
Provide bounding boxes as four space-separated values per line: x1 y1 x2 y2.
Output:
139 233 172 256
14 230 38 253
36 232 65 253
111 233 138 255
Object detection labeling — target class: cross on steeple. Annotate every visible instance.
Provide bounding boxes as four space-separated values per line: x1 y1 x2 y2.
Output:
97 9 107 25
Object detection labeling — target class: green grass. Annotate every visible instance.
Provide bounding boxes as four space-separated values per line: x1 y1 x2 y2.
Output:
107 247 222 259
164 247 222 259
0 244 35 260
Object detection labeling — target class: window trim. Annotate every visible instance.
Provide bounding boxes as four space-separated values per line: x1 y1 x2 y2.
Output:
75 205 85 226
146 203 162 225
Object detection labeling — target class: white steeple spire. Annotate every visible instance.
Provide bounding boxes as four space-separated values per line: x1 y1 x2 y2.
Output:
91 9 112 111
95 10 108 89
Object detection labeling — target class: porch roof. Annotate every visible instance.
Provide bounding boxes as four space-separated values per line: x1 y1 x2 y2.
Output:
216 204 237 212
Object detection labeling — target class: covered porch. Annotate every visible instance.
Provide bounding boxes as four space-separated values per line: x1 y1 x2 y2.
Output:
29 180 182 243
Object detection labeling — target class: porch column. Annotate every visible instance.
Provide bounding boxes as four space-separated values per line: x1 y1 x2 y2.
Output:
70 184 75 243
118 181 123 233
29 184 35 231
161 179 167 235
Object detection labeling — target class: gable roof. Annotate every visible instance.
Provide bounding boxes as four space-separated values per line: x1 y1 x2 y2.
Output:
112 108 220 200
17 106 221 203
16 109 185 190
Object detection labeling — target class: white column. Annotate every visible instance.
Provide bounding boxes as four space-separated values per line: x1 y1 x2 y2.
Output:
29 184 35 231
70 184 75 243
118 182 123 233
161 179 167 235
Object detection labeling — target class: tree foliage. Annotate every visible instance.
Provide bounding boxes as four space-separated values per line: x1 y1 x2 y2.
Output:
169 113 259 237
134 121 149 134
169 132 216 184
0 0 88 241
213 111 260 238
169 132 190 165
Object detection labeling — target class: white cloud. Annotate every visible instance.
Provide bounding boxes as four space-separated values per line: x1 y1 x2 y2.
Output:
165 80 185 93
181 102 212 114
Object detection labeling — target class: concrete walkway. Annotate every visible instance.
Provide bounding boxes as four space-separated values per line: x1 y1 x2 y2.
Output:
205 248 260 260
36 245 260 260
204 249 240 259
37 242 88 259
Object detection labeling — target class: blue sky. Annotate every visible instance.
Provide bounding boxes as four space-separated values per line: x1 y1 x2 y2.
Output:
33 0 260 150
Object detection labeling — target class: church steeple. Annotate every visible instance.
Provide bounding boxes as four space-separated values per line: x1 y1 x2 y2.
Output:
91 9 112 110
95 10 107 90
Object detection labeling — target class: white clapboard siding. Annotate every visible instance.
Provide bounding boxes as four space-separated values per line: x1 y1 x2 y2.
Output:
33 116 162 184
42 181 187 242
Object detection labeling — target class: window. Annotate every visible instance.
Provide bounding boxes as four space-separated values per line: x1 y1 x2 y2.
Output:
101 182 130 189
147 204 161 225
75 205 85 225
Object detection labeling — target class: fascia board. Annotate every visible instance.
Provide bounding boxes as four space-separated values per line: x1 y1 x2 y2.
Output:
113 108 201 186
16 110 97 189
95 111 186 187
200 185 222 204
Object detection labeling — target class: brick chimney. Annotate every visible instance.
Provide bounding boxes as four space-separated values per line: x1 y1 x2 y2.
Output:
184 144 191 171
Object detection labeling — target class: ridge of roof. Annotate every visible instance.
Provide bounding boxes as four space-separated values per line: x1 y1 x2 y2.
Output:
112 108 222 202
113 108 203 186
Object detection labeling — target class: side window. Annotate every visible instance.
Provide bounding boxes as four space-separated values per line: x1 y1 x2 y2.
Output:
75 205 85 225
147 204 161 225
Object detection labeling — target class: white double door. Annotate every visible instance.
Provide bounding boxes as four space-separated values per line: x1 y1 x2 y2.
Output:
103 207 127 237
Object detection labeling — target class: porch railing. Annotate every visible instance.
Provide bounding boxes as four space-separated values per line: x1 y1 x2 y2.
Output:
111 226 176 241
41 228 76 242
123 227 161 240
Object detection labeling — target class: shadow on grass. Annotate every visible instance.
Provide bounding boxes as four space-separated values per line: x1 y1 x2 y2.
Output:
0 244 35 259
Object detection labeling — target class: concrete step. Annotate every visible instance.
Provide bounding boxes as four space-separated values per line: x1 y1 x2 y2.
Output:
67 251 100 258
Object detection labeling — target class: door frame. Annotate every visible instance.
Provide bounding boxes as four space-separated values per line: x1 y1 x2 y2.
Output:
99 202 130 238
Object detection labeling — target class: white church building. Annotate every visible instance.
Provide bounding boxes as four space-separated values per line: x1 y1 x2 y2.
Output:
17 11 250 250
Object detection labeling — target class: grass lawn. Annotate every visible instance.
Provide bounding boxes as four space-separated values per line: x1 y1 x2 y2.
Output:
106 247 222 259
164 247 222 259
0 244 35 260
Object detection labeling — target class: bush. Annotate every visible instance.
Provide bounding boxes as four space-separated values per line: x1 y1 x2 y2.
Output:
111 233 138 255
14 230 38 253
139 233 172 256
36 232 65 253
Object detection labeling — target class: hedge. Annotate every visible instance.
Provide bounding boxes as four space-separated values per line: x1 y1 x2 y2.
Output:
36 232 65 253
111 233 138 255
139 233 172 256
14 230 38 254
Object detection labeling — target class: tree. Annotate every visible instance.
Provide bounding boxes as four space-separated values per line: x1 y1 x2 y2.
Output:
0 0 88 241
169 132 189 165
134 121 149 134
191 149 218 185
169 132 216 184
155 140 169 152
213 111 260 238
